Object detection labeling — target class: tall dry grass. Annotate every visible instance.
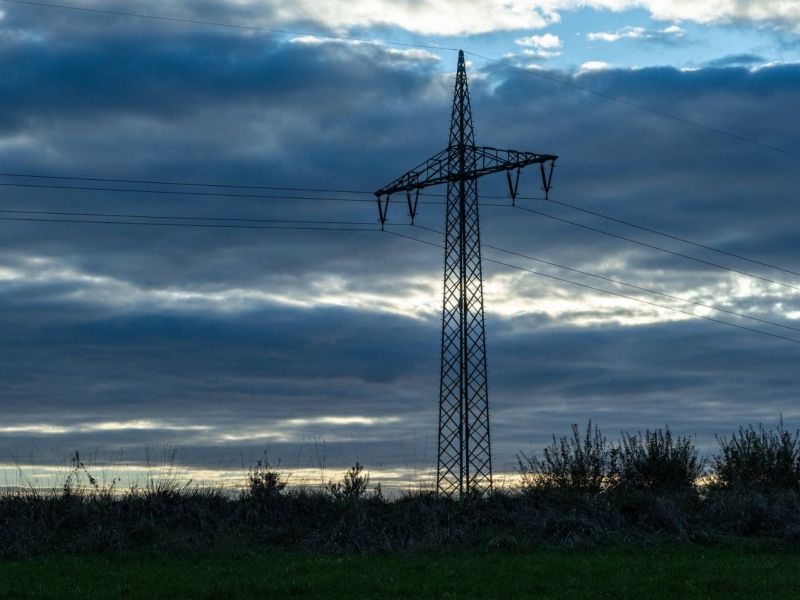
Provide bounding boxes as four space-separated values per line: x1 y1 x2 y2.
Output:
2 419 800 558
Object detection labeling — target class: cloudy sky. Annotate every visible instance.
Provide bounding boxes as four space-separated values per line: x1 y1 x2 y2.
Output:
1 0 799 489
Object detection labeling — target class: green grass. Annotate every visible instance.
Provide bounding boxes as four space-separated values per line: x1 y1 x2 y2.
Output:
1 548 799 599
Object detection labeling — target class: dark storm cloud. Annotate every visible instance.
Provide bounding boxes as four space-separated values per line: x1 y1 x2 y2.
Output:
475 61 800 273
1 5 800 480
705 54 767 68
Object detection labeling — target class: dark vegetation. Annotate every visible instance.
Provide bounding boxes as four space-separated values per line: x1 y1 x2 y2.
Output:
4 548 800 599
2 421 800 559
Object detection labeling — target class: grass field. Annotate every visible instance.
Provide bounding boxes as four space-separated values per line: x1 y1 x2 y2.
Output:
1 548 799 599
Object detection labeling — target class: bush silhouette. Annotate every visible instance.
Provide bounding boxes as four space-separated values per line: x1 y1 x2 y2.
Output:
244 455 287 501
713 420 800 490
518 421 611 492
611 428 704 492
327 463 370 501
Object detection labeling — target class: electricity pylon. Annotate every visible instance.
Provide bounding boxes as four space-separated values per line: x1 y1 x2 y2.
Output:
375 50 558 497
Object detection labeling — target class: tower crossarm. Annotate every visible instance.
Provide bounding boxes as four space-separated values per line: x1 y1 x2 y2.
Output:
374 145 557 226
374 147 451 198
471 146 557 182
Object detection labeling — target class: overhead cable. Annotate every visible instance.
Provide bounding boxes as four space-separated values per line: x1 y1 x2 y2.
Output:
384 229 800 346
411 223 800 335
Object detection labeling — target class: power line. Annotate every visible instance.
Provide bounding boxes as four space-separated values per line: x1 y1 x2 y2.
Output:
0 171 456 197
0 171 374 195
0 208 376 226
11 172 800 285
0 171 546 201
524 196 800 279
384 229 800 346
0 171 540 200
0 215 380 232
411 223 800 335
464 51 800 160
0 181 461 205
6 172 800 288
483 260 800 345
5 170 800 282
13 174 798 288
8 198 800 338
6 173 800 287
4 176 798 281
7 172 800 282
514 205 800 292
2 1 794 161
0 181 378 202
2 205 798 344
10 203 800 321
0 180 524 207
8 203 796 334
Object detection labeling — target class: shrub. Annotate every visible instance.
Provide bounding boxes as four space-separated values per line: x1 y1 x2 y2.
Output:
517 421 611 493
244 455 287 501
610 428 704 492
327 462 371 501
713 420 800 490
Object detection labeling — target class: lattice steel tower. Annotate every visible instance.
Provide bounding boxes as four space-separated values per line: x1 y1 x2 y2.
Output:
375 51 558 496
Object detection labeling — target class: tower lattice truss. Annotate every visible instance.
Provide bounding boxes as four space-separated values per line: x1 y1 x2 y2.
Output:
375 51 558 496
